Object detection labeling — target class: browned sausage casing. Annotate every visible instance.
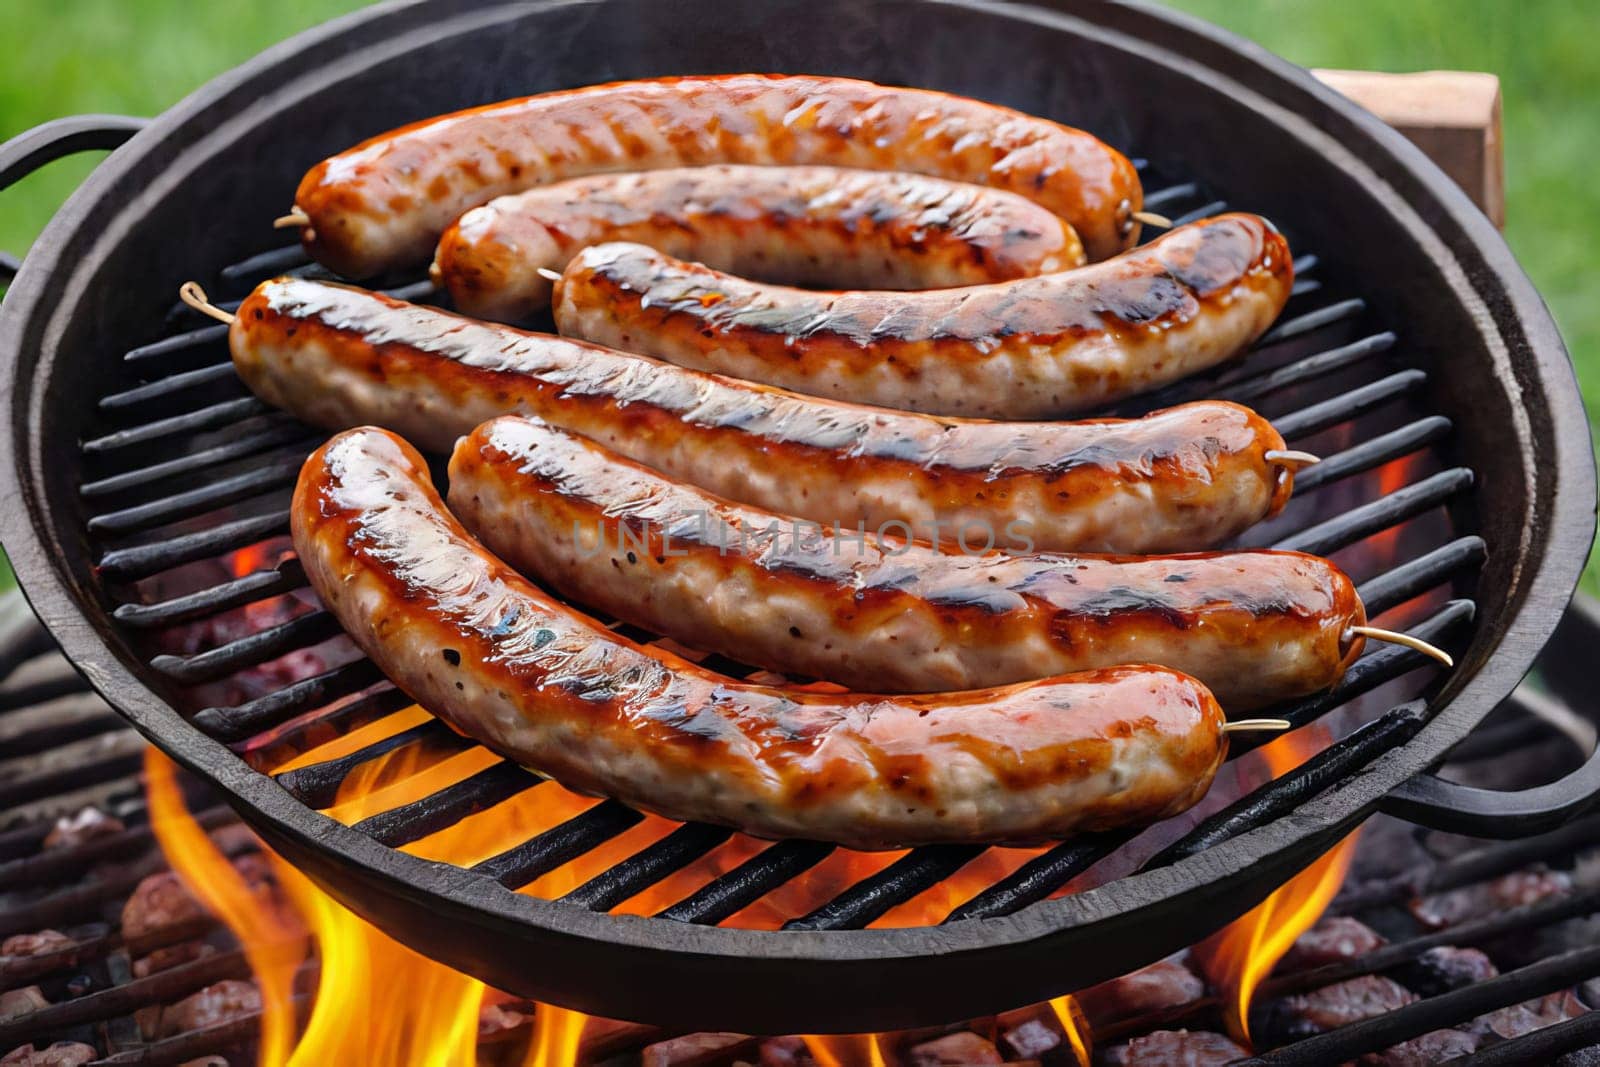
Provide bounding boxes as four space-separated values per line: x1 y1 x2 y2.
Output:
288 74 1141 277
294 426 1227 849
449 415 1365 710
553 213 1292 419
432 165 1086 322
232 277 1293 554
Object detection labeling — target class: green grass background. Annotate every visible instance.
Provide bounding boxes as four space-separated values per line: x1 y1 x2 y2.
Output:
0 0 1595 595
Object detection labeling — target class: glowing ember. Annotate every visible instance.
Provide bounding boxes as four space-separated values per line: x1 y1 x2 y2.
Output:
1048 995 1093 1066
1190 731 1360 1047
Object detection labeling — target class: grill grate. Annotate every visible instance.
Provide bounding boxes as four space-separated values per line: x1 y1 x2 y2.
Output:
6 608 1600 1063
73 164 1484 940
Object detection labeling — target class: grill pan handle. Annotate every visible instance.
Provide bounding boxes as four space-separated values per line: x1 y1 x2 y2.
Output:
1380 596 1600 838
0 114 147 281
1381 752 1600 839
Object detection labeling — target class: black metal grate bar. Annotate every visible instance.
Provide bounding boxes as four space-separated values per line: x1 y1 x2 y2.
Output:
87 451 303 535
0 804 235 893
473 801 644 889
1256 298 1366 348
121 323 227 368
231 682 406 762
96 511 288 581
1329 816 1600 917
1119 325 1386 417
942 833 1131 923
656 840 836 925
386 278 441 303
79 420 314 499
1273 369 1429 439
1267 885 1600 1001
350 762 536 848
218 243 310 286
97 361 242 415
192 662 391 743
784 845 985 931
1273 468 1474 556
1141 181 1200 209
0 944 258 1051
1238 945 1600 1066
111 560 305 629
1452 1010 1600 1065
1291 416 1452 494
80 396 269 454
0 733 145 810
1219 332 1397 405
273 719 464 808
562 823 737 912
1357 536 1487 617
1143 705 1425 871
149 609 343 685
1170 199 1228 225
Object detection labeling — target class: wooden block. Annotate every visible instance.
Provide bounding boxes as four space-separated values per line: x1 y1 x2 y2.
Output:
1313 69 1504 227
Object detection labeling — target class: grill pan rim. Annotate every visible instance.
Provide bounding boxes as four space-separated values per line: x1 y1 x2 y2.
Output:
0 0 1593 1032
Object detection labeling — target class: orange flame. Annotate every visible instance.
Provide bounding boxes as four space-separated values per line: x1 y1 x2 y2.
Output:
1190 732 1360 1047
801 1034 887 1067
274 858 486 1067
526 1005 588 1067
155 534 1104 1063
146 633 1229 1067
148 720 1092 1067
144 748 303 1065
148 725 599 1067
1049 996 1093 1066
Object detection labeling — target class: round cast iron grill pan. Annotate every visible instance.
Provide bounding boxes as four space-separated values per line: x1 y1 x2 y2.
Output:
0 0 1593 1033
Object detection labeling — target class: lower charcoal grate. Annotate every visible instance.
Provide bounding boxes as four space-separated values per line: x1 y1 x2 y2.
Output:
4 593 1600 1063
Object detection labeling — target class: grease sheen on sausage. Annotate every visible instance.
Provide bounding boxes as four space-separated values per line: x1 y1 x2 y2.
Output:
552 213 1292 419
289 73 1141 277
449 415 1365 710
294 426 1227 849
432 165 1086 322
233 278 1294 554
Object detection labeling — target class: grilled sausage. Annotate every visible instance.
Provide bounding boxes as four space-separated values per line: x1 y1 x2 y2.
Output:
286 73 1141 277
431 164 1086 322
293 426 1228 848
449 415 1364 709
232 278 1295 554
552 213 1292 419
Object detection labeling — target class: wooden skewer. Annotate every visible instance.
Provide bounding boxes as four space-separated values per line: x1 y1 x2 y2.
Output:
1222 718 1293 735
536 266 564 283
273 209 311 230
1264 449 1322 470
1347 626 1454 668
178 282 237 326
1132 210 1173 228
